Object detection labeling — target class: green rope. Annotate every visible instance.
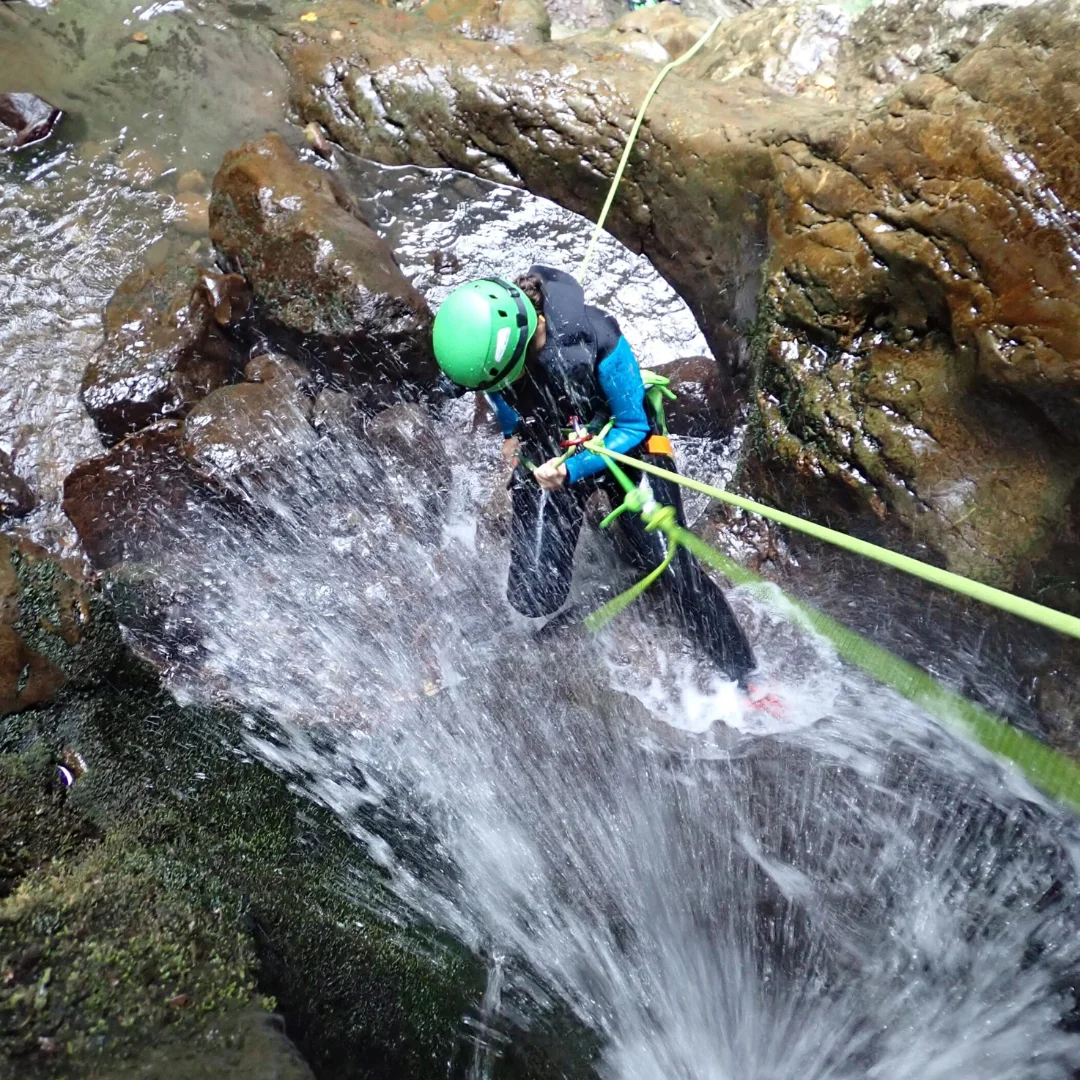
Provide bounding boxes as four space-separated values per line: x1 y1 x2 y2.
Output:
564 0 1080 642
672 522 1080 813
542 0 1080 806
587 485 679 630
585 443 1080 641
578 452 1080 810
575 11 727 283
587 548 675 630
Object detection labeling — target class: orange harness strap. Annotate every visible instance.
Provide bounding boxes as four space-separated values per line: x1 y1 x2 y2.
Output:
645 434 673 457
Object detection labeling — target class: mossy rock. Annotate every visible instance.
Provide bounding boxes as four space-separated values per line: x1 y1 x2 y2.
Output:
0 693 489 1079
0 537 598 1078
0 832 262 1074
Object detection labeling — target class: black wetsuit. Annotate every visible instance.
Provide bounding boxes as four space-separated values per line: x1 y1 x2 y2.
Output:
489 265 756 683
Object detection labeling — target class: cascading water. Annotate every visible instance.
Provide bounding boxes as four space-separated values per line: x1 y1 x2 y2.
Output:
148 384 1080 1080
4 1 1080 1075
108 164 1078 1079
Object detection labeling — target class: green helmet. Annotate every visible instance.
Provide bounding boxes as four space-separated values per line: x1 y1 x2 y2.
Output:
432 278 538 393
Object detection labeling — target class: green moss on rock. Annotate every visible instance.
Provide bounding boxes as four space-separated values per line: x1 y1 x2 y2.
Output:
0 533 596 1079
0 831 259 1073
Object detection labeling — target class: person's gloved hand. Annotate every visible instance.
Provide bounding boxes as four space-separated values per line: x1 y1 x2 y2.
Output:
534 457 568 491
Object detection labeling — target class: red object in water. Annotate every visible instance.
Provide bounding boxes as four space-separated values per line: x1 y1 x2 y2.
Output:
745 684 786 721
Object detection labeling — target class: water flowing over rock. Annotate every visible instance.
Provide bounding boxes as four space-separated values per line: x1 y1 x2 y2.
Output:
364 402 451 537
180 355 318 487
62 421 222 570
279 0 1080 591
424 0 551 43
81 261 250 445
0 533 598 1078
0 450 34 520
209 132 436 391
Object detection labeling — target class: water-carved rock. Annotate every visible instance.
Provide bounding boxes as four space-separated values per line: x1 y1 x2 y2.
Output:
278 0 1080 590
756 5 1080 586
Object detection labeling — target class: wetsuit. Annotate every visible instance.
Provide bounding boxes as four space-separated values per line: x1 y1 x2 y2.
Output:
488 265 756 683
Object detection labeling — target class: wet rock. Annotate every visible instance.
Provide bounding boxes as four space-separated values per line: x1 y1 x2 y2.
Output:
82 261 250 444
0 93 61 152
479 478 511 538
303 120 334 161
681 0 1031 105
209 133 435 389
115 146 169 189
311 387 358 436
277 0 802 375
172 190 210 236
0 537 505 1080
279 0 1080 591
679 0 750 18
365 402 443 472
62 420 220 570
580 4 713 63
180 355 318 486
1035 650 1080 756
176 168 209 194
424 0 551 43
660 355 740 438
545 0 626 35
0 745 98 900
0 450 34 520
755 3 1080 588
0 681 478 1079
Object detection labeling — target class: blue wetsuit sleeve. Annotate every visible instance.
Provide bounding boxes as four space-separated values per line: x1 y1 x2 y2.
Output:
565 336 649 483
486 392 521 437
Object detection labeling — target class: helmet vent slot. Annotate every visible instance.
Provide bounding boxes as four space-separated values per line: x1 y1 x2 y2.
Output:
498 309 507 317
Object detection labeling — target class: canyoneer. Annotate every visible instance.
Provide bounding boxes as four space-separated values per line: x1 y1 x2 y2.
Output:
432 265 767 695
